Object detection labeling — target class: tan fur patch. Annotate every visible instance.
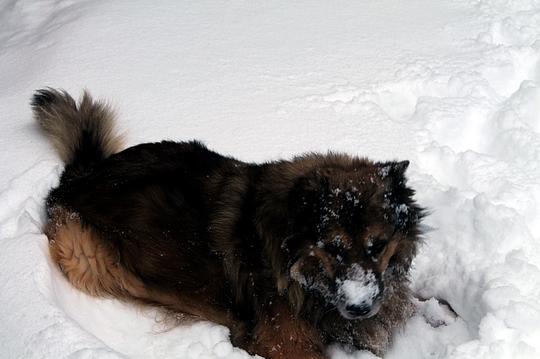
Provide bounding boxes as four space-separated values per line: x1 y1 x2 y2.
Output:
311 247 335 278
378 239 399 273
45 207 145 298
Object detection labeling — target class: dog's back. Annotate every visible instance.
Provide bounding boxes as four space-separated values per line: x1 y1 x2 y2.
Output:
33 89 244 331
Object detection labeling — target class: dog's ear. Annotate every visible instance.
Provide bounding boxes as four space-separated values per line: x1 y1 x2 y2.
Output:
377 160 409 192
377 160 424 231
289 172 328 213
392 160 409 175
378 160 409 181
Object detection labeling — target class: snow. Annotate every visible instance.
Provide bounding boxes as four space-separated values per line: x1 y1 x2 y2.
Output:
337 265 379 308
1 0 540 358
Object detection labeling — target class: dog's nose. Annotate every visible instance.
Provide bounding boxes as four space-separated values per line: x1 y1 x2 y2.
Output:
345 304 371 317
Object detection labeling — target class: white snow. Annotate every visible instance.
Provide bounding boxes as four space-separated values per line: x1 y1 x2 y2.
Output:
1 0 540 358
337 265 379 307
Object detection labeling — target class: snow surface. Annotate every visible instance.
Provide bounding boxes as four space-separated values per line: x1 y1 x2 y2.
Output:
1 0 540 358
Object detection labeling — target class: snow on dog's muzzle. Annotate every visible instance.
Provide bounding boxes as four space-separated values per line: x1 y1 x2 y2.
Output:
336 264 383 320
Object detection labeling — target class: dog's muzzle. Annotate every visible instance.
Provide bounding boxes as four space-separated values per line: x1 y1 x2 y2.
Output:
336 264 383 320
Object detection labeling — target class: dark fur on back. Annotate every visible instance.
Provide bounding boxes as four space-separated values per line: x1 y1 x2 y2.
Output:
34 89 424 359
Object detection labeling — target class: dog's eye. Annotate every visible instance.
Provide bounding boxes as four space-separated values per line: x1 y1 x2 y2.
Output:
366 239 388 257
324 243 343 256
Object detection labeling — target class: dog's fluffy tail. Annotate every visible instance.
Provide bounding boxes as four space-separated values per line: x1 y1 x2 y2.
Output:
32 88 123 173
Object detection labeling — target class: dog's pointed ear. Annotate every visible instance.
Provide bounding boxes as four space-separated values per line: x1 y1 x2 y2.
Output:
392 160 409 175
379 160 409 178
377 160 410 189
377 160 424 231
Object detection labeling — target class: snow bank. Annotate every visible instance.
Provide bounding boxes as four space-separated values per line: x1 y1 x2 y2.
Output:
1 0 539 358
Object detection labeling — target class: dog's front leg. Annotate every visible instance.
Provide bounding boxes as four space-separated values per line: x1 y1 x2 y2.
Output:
321 283 414 356
319 311 389 356
331 285 414 356
248 299 326 359
354 282 415 356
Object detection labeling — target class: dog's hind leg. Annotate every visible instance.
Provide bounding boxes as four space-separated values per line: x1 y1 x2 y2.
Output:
44 207 240 328
45 206 146 299
44 206 247 341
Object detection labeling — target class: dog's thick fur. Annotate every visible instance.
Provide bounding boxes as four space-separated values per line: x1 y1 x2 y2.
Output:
34 89 424 359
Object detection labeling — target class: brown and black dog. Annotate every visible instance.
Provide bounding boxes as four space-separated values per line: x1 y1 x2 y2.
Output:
33 88 424 359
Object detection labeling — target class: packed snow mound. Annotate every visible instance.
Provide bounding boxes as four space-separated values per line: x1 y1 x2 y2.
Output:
1 0 540 358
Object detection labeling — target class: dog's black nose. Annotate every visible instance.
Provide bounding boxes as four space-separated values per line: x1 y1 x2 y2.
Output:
345 304 371 317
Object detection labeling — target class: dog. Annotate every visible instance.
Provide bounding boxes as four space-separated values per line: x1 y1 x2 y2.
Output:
33 88 424 359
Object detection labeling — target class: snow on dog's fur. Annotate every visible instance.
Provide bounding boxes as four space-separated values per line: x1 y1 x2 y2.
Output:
34 88 425 359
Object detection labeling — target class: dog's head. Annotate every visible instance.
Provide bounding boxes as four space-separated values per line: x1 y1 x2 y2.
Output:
284 160 422 320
